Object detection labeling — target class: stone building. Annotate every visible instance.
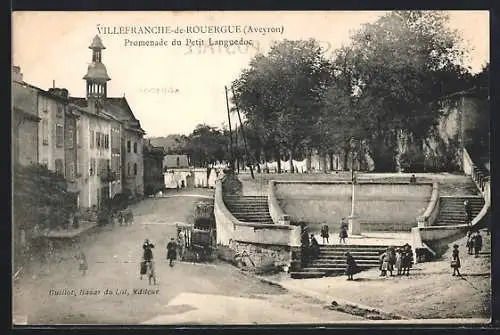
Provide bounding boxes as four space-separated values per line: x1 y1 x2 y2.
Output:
69 35 145 204
12 67 40 166
143 139 166 196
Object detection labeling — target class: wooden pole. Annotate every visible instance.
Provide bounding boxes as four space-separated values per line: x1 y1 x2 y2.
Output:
231 86 254 179
224 86 235 170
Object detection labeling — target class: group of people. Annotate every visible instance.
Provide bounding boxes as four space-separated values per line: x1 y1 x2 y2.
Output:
319 219 349 245
140 237 179 285
379 244 413 277
114 209 134 227
451 230 484 276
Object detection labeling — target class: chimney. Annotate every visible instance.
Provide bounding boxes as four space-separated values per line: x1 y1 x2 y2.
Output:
12 66 23 82
53 80 55 88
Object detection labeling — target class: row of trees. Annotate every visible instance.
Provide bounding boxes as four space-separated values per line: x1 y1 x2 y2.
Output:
231 11 487 172
156 11 488 173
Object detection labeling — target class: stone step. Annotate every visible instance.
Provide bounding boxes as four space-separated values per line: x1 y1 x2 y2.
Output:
317 252 379 262
319 246 389 252
290 271 325 279
310 260 380 268
231 211 272 216
319 244 392 250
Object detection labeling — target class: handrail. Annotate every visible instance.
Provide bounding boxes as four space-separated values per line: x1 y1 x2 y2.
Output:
416 182 439 228
268 180 289 225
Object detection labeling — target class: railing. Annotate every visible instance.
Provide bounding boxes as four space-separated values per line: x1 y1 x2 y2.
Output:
416 183 440 228
268 180 290 225
463 148 490 195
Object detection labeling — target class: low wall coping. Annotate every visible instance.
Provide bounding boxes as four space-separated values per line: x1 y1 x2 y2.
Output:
272 180 434 186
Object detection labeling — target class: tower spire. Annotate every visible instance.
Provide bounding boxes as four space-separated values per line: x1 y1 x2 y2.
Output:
83 35 111 102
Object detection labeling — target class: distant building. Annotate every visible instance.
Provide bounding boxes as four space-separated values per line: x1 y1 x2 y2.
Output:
164 154 190 169
143 139 166 196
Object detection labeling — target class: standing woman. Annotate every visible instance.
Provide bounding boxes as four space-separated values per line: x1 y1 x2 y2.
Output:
451 244 461 276
345 251 358 281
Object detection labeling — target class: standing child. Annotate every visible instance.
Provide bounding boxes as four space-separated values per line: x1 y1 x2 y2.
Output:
76 251 88 276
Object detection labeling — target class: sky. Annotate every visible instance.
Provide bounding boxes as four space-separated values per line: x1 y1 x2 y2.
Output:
12 11 489 137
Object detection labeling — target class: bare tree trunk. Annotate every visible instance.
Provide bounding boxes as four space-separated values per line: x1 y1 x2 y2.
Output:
289 148 294 173
322 154 327 173
343 147 350 171
329 152 334 171
276 149 281 173
306 149 312 172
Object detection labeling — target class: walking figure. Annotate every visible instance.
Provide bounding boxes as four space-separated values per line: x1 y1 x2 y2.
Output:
464 200 472 225
76 251 88 276
141 239 154 280
339 218 348 244
320 224 330 244
473 231 483 258
451 244 461 276
395 248 403 275
167 237 178 267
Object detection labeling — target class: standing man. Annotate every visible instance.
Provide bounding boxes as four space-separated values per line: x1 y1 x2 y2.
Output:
320 224 330 244
178 229 186 261
167 237 178 267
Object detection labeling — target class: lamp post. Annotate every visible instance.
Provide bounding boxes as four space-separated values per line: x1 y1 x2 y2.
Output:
348 139 361 236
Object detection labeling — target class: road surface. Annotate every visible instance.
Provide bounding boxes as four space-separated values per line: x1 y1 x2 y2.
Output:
13 189 362 325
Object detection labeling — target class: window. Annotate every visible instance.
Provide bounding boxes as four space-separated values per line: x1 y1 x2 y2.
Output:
134 163 137 176
67 129 74 149
90 130 95 149
96 132 101 148
42 120 49 145
56 105 63 118
128 163 131 176
127 140 131 153
105 134 109 149
56 124 63 147
55 159 64 176
67 162 75 180
90 158 96 176
133 142 137 153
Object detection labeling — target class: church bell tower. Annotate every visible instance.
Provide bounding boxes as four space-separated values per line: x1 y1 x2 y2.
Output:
83 35 111 109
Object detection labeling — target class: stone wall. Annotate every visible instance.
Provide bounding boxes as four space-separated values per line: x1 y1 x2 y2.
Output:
274 181 432 231
228 240 293 273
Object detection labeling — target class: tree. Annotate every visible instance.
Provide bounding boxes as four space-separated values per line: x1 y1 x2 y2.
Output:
344 11 472 171
232 39 333 173
182 124 228 167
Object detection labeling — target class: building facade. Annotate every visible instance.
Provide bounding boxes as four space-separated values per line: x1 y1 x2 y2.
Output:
12 67 40 166
143 139 166 196
12 35 146 210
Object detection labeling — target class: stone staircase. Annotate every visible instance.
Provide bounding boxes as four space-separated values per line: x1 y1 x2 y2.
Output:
434 196 485 226
223 195 274 224
290 244 395 279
